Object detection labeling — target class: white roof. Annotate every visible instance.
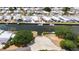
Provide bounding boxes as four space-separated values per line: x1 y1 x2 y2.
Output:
42 16 51 21
58 16 69 21
13 14 22 19
0 8 4 10
1 10 6 13
14 10 19 13
4 8 9 10
62 16 78 21
4 15 12 20
31 16 39 21
6 10 11 13
23 8 28 10
22 16 32 21
42 11 49 13
0 15 3 19
51 16 60 21
63 16 73 20
70 17 79 21
0 31 12 44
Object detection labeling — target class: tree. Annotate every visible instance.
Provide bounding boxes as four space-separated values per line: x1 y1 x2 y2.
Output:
11 30 33 47
54 26 75 40
28 12 34 16
62 7 71 15
60 40 76 50
43 7 51 12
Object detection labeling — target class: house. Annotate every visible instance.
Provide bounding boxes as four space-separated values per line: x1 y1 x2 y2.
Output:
58 16 70 22
22 16 32 22
3 14 12 22
31 16 39 22
41 16 52 22
51 16 60 22
13 14 23 22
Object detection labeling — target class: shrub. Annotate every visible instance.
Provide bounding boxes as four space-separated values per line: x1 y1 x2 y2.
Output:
38 31 42 36
54 26 75 40
60 40 76 50
62 7 71 15
76 36 79 47
3 38 13 49
28 12 34 16
3 44 10 49
12 30 33 47
9 7 17 11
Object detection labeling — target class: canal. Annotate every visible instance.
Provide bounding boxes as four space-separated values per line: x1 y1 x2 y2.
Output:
0 24 79 35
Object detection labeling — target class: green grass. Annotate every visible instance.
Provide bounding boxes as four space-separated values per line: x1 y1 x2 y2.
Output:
47 22 79 24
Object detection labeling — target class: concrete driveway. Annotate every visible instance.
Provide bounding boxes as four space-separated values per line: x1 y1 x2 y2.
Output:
30 36 62 51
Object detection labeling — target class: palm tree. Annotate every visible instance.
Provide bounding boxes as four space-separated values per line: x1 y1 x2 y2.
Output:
43 7 51 12
62 7 71 15
43 7 51 16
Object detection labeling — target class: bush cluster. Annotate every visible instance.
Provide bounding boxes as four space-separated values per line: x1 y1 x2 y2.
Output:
11 30 33 47
60 40 76 50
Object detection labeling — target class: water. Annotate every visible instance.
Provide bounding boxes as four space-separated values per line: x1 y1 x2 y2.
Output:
0 24 53 32
0 24 79 35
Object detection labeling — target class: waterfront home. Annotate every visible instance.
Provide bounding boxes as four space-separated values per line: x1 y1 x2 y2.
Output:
3 14 12 21
13 9 20 14
63 16 77 22
0 10 6 14
69 17 79 22
6 10 11 14
13 14 22 22
22 16 32 22
58 16 70 22
0 15 3 21
51 16 60 22
41 16 52 22
31 16 39 22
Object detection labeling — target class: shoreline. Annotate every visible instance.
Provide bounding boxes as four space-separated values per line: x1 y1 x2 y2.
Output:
0 22 79 25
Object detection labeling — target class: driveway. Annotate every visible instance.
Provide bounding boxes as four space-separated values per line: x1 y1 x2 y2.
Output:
30 36 62 51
